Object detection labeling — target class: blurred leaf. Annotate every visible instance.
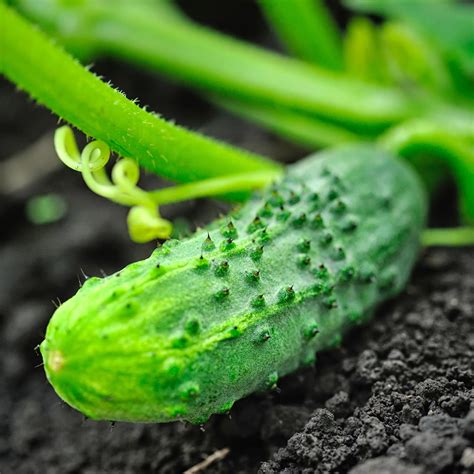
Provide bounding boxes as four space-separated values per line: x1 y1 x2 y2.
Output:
344 0 474 80
343 17 386 83
379 22 453 95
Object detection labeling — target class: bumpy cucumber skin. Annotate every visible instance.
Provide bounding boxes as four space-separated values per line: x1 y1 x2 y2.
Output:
41 146 426 423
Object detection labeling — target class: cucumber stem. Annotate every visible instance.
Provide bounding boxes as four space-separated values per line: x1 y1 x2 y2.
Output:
379 119 474 223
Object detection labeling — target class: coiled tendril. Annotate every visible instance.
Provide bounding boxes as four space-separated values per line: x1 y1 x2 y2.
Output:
54 126 172 243
54 126 282 244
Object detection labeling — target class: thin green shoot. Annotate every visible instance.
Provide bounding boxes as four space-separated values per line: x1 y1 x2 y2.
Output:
1 3 277 186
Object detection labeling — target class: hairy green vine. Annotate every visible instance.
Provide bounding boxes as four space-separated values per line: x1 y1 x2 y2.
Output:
1 2 278 187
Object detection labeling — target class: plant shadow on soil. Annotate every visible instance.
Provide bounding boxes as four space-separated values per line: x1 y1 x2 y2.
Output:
1 3 473 474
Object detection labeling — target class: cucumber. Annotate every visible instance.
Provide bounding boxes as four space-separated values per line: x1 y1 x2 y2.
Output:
41 145 427 423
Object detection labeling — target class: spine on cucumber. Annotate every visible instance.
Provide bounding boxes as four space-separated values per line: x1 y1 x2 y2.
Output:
41 145 427 423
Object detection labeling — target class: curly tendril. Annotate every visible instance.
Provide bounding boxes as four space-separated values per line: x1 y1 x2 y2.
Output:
54 126 281 244
54 126 173 242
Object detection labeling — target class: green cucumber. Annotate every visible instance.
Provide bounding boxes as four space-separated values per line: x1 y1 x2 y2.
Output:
41 145 426 423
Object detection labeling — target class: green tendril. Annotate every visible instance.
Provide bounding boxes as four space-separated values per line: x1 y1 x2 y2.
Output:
55 126 281 243
55 126 174 242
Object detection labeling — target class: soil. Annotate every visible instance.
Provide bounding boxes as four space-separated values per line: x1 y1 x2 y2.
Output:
1 3 473 473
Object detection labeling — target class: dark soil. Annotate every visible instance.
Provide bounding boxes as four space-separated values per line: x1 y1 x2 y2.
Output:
1 3 473 473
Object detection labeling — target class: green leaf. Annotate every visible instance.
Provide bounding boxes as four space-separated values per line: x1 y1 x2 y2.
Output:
345 0 474 81
259 0 343 70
